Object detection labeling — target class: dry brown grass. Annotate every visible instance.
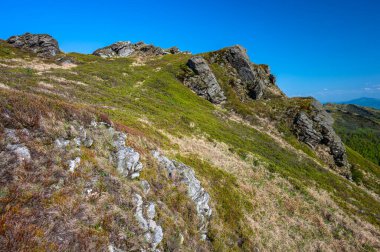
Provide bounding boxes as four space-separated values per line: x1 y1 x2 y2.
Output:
0 58 76 72
162 131 380 251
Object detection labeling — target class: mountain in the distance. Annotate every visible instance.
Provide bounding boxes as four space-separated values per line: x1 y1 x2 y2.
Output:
338 97 380 109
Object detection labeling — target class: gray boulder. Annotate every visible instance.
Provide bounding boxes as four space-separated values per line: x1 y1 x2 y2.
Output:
294 100 350 175
93 41 182 58
184 56 226 104
294 112 323 148
93 41 135 58
7 33 61 58
210 45 283 100
113 131 143 179
4 128 31 162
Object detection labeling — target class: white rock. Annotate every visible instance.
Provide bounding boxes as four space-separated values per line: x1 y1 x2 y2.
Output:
147 203 156 220
90 120 98 128
133 193 163 250
140 180 151 194
131 172 140 179
68 157 81 172
152 226 164 249
153 151 211 240
6 144 31 162
113 132 143 178
133 194 149 231
74 137 81 147
55 138 70 148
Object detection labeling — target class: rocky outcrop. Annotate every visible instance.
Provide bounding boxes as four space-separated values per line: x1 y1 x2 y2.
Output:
209 45 283 100
294 112 323 148
184 56 226 104
7 33 61 58
153 151 212 240
133 193 163 251
294 100 350 176
93 41 183 58
52 121 143 178
112 131 143 179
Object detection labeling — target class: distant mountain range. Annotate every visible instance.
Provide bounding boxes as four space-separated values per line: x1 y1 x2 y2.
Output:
337 97 380 109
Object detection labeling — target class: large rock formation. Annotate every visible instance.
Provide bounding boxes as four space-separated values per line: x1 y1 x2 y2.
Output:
93 41 183 58
294 100 350 176
184 56 226 104
7 33 61 58
209 45 284 100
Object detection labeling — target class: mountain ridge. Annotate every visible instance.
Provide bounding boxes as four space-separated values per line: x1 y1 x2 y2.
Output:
334 97 380 109
1 32 379 251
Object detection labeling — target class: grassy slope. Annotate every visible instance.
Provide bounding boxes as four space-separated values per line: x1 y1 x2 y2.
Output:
326 104 380 166
1 41 380 250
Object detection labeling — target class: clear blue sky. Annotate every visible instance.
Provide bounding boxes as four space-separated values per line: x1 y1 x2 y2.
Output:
1 0 380 102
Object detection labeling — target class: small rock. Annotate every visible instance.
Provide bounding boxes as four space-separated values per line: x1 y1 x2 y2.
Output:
6 144 31 162
113 132 143 179
140 180 151 194
68 157 81 172
147 203 156 219
55 138 70 148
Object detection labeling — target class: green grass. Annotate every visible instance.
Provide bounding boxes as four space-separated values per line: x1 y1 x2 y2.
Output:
1 41 380 244
6 45 380 226
175 154 254 251
328 104 380 166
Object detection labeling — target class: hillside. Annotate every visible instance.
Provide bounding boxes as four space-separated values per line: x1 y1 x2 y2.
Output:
325 103 380 188
338 97 380 109
0 33 380 251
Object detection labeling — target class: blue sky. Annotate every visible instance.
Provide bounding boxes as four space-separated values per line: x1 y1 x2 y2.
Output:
1 0 379 102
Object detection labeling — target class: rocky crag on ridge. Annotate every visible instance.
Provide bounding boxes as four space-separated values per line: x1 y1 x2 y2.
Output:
7 33 61 58
294 99 350 177
93 41 186 58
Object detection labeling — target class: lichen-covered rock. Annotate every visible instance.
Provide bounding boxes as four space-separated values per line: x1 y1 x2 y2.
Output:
55 138 70 148
133 193 163 250
113 132 143 179
93 41 135 58
152 151 212 240
7 33 61 58
209 45 283 100
185 56 226 104
93 41 182 58
294 100 350 176
4 128 31 162
294 112 323 148
140 180 151 194
68 157 81 172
